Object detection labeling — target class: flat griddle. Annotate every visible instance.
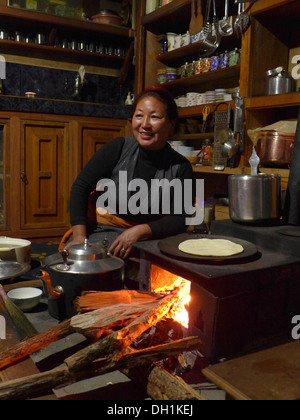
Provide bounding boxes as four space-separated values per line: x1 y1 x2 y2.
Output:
158 234 259 264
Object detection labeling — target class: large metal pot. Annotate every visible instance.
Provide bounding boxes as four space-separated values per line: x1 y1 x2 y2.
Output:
256 131 295 166
40 240 124 320
228 174 282 224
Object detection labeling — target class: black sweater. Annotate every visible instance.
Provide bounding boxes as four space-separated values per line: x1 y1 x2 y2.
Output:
70 137 195 238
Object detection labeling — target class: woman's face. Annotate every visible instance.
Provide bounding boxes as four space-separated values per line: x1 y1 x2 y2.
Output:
132 96 175 151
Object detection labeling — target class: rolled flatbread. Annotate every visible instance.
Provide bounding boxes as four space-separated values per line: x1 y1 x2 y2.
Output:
178 238 244 257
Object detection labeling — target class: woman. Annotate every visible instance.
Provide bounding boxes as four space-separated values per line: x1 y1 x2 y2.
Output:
68 88 195 259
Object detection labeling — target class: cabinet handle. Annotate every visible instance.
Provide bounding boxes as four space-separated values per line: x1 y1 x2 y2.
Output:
20 171 28 185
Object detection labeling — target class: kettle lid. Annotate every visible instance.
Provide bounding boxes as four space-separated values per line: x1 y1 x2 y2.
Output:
67 239 107 261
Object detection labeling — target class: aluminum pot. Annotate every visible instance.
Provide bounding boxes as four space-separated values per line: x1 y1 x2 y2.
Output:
228 174 282 224
256 131 295 166
40 240 124 320
266 67 294 96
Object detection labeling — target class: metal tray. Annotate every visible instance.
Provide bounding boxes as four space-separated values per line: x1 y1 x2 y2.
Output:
158 234 259 263
0 261 31 282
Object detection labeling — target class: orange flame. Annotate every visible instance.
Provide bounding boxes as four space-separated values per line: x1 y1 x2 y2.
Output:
150 266 191 329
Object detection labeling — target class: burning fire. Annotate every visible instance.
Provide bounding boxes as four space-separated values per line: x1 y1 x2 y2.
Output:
150 266 191 329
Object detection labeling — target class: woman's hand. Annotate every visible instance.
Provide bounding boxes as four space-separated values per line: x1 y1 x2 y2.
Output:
64 225 87 250
109 224 152 259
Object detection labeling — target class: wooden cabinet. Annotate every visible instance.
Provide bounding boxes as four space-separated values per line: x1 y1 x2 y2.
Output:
0 112 130 239
79 121 130 168
21 121 69 230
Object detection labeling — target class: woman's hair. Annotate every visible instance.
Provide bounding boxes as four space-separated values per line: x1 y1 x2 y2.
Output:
133 88 178 122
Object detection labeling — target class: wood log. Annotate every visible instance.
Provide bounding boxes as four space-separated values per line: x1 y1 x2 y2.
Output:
66 284 187 374
0 337 201 400
0 300 159 370
0 320 72 370
124 364 205 401
74 290 162 313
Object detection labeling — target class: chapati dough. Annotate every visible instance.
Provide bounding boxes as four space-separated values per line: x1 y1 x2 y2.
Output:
178 238 244 257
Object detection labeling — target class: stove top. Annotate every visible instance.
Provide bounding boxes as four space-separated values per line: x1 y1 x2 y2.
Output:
212 220 300 257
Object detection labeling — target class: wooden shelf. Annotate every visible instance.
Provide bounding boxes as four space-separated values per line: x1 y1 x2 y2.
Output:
0 39 125 68
175 132 215 141
193 166 244 175
250 0 300 18
158 66 240 90
142 0 191 35
157 37 241 67
0 6 134 39
178 101 234 118
245 92 300 110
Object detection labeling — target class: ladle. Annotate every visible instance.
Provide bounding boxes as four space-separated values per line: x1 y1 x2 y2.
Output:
219 0 233 37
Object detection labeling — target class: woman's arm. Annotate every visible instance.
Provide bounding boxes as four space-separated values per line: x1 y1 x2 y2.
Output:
109 224 152 259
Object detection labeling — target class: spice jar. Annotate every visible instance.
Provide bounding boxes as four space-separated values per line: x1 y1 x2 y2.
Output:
201 139 214 166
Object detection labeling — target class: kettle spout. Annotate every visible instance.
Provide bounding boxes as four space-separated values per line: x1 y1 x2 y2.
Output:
38 270 64 300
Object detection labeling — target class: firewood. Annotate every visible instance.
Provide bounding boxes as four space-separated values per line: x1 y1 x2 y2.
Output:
124 364 205 401
0 283 196 400
0 337 201 400
0 301 158 371
74 290 163 313
66 284 188 375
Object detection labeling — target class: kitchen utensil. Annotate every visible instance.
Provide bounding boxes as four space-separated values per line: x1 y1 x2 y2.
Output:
158 233 258 263
202 106 211 133
40 239 125 320
0 261 31 282
0 284 38 339
266 67 295 95
7 287 42 312
222 135 240 158
218 0 233 37
249 145 260 175
256 131 295 166
240 2 250 33
228 174 282 224
92 10 123 26
234 3 242 38
198 0 220 57
213 102 231 170
0 237 31 264
36 32 47 45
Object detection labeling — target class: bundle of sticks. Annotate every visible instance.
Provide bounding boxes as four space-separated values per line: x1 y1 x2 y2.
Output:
0 283 203 400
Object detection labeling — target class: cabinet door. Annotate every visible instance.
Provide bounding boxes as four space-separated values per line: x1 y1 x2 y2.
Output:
81 123 127 167
21 122 69 229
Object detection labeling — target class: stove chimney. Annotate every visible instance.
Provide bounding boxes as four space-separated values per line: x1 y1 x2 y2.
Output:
284 107 300 225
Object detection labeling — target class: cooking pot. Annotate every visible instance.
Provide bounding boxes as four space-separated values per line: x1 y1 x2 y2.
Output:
40 240 124 320
228 174 282 224
256 130 295 167
91 10 123 26
266 67 295 96
0 237 31 264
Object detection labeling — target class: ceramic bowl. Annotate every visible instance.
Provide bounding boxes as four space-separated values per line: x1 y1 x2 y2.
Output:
8 287 43 312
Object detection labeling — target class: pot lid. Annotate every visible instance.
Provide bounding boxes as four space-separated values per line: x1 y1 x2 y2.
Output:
67 239 107 261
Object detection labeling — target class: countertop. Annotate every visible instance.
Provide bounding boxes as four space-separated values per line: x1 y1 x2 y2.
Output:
0 95 132 119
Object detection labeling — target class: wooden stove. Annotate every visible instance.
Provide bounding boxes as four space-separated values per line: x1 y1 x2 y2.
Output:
134 221 300 363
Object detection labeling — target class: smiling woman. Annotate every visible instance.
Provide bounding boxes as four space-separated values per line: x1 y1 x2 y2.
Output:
68 88 195 259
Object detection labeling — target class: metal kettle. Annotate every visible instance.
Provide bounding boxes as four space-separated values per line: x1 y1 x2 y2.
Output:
266 67 295 96
39 240 125 320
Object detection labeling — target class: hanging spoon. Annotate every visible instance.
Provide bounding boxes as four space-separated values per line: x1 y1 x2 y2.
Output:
219 0 233 37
